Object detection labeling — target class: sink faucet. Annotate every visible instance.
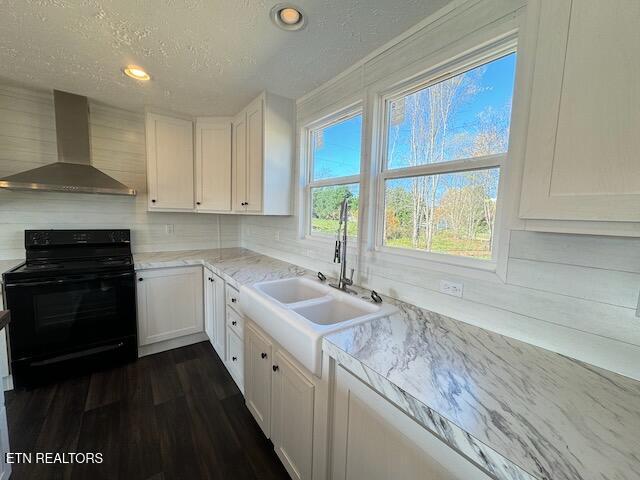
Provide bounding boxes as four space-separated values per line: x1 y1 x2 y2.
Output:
330 193 355 293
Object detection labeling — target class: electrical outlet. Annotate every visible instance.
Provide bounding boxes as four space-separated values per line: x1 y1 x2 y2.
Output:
440 280 463 298
165 224 174 235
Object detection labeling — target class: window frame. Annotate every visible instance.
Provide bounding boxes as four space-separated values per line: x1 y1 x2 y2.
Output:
303 103 364 240
373 45 517 269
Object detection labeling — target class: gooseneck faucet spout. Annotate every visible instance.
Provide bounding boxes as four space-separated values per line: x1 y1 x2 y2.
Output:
330 193 355 293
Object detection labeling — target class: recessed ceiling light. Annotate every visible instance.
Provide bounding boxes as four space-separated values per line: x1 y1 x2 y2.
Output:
270 4 306 31
123 65 151 81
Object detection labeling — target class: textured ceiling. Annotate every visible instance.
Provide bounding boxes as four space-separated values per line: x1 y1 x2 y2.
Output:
0 0 450 116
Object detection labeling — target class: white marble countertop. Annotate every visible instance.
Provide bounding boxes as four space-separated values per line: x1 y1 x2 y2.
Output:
5 248 638 480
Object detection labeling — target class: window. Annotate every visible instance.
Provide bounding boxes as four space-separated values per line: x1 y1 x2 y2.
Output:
306 107 362 237
379 52 516 261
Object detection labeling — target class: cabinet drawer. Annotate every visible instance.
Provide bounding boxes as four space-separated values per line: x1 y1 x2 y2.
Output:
227 307 244 338
226 284 240 312
227 328 244 390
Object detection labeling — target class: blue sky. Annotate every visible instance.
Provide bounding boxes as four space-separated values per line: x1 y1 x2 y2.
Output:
312 53 516 180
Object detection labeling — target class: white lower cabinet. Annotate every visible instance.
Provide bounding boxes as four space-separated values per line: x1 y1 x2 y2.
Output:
271 349 315 480
244 324 272 436
136 266 204 346
203 268 226 359
0 405 9 480
227 328 244 392
331 365 491 480
244 321 317 480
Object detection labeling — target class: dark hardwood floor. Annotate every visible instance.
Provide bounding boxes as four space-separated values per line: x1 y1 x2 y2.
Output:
5 341 290 480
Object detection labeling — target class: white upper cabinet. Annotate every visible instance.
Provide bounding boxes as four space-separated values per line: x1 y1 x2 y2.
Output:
233 109 248 212
195 117 232 212
520 0 640 223
145 113 195 212
233 92 295 215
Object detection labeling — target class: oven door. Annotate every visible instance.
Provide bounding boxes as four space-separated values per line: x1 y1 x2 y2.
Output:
4 270 136 361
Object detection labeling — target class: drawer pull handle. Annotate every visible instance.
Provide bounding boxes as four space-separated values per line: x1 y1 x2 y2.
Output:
261 352 267 359
272 365 279 372
232 356 238 362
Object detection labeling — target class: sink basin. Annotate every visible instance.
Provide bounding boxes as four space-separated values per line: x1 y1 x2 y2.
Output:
239 276 397 376
254 277 329 305
292 296 378 325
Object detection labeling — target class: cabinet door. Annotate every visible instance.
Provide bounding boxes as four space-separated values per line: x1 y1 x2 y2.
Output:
145 114 194 211
245 97 263 213
227 328 244 393
232 111 247 212
211 272 226 360
331 366 491 480
137 267 204 346
271 349 314 480
520 0 640 222
245 324 273 437
203 268 215 344
195 119 232 212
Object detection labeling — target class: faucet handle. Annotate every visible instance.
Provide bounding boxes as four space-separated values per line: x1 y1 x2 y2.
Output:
345 268 354 286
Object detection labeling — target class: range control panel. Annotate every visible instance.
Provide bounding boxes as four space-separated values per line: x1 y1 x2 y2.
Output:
25 229 131 247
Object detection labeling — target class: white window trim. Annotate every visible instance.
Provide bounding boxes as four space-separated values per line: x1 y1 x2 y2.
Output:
302 103 363 241
371 42 518 272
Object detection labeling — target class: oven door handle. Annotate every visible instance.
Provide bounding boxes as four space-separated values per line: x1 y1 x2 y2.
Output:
4 271 135 288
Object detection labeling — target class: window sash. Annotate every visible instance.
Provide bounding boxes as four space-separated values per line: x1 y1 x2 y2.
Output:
304 104 363 239
373 45 516 264
379 46 516 174
307 109 363 184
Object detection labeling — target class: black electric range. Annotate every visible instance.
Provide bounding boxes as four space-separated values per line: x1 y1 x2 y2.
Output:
2 229 138 388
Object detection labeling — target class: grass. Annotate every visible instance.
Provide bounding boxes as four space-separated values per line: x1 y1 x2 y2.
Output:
386 231 491 259
311 218 359 237
312 218 491 259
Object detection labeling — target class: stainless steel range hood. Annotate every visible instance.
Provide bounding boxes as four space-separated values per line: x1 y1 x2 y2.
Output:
0 90 136 196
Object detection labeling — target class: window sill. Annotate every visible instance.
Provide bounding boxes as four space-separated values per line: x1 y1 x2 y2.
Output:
369 245 501 282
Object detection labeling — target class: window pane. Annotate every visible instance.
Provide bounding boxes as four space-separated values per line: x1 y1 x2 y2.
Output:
311 114 362 181
383 168 499 259
311 184 359 236
386 53 516 170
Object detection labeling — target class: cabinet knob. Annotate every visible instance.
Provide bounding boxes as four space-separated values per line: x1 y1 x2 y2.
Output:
232 320 237 326
196 201 201 205
151 199 156 203
208 277 214 282
231 298 237 303
138 278 143 282
272 365 279 372
232 356 238 362
261 352 267 359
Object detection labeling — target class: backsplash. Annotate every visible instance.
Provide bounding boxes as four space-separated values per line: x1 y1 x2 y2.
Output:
0 84 240 259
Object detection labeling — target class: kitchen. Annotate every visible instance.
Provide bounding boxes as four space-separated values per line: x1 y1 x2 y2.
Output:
0 0 639 479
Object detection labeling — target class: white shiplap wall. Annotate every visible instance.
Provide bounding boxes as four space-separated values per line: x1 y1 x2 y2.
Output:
240 0 640 380
0 84 240 260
